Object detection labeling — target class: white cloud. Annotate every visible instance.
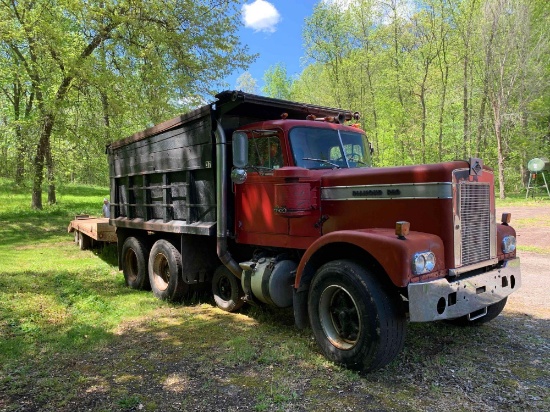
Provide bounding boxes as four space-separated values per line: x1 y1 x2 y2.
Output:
242 0 281 33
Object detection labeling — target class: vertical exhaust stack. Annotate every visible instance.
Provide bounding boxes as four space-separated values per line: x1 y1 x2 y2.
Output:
215 120 242 279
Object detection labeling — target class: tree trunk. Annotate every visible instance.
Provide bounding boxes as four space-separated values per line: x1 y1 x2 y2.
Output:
420 62 429 165
438 63 448 163
46 139 56 205
16 89 35 185
0 141 6 177
492 100 506 199
463 56 470 159
476 92 488 157
15 142 25 184
366 62 378 158
101 91 111 142
13 81 24 183
31 114 54 209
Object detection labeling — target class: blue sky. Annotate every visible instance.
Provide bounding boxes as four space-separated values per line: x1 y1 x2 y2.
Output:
226 0 326 92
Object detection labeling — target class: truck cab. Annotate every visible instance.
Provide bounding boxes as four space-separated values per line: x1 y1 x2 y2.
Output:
232 119 371 248
229 110 520 371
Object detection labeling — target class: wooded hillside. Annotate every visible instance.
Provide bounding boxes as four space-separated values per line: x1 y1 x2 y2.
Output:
1 0 548 207
267 0 550 199
0 0 254 208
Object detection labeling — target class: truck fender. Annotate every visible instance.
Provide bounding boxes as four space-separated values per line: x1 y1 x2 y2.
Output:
295 228 445 289
496 223 517 259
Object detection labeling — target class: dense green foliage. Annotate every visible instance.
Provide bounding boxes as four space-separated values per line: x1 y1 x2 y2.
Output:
0 0 254 208
271 0 550 197
1 0 548 204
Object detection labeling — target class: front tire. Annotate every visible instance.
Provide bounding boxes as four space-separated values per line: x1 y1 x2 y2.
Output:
446 297 508 326
148 240 187 301
308 260 406 372
121 237 150 290
212 266 244 312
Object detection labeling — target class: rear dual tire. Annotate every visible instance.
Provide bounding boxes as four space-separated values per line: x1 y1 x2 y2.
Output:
148 239 188 302
121 237 150 290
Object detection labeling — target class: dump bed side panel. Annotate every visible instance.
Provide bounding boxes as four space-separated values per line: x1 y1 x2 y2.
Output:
108 106 216 235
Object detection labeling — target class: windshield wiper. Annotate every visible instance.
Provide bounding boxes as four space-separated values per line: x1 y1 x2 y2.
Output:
302 157 340 169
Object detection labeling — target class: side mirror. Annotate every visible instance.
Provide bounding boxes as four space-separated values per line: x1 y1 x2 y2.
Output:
232 131 248 184
231 168 247 184
232 131 248 168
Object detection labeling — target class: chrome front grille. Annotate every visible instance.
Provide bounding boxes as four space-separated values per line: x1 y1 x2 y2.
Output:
458 182 492 266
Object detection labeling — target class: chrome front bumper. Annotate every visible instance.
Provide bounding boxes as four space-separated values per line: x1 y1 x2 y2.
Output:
408 258 521 322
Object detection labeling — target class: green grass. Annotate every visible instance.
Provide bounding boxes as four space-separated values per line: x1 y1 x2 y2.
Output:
0 178 168 366
0 178 548 411
518 245 550 254
495 191 550 206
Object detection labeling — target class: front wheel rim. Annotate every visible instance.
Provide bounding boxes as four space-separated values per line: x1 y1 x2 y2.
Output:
217 275 232 301
319 284 361 350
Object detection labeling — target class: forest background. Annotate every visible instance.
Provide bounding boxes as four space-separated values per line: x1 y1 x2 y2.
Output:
1 0 549 209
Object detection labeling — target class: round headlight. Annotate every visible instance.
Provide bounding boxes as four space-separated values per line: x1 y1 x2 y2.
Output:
424 252 436 272
413 253 426 274
412 251 436 274
502 236 516 253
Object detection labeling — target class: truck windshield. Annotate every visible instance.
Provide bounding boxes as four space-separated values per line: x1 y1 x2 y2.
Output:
289 127 372 169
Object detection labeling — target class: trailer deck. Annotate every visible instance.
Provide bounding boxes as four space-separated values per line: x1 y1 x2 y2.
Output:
68 215 116 249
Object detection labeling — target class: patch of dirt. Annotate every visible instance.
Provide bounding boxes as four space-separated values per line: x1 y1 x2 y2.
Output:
497 205 550 253
496 205 550 318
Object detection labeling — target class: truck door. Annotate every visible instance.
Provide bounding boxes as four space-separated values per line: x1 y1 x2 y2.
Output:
235 133 289 244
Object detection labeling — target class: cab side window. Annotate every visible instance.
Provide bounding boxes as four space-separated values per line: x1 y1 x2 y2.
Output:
248 137 283 169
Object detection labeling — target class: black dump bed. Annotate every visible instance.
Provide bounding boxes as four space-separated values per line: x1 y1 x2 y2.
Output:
107 91 353 235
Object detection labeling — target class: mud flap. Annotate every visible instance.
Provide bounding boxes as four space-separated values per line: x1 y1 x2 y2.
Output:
293 289 309 329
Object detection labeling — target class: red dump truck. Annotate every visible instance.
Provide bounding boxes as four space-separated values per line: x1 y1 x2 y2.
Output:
106 90 521 371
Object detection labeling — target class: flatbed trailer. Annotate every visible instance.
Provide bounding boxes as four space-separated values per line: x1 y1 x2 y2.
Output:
67 215 117 250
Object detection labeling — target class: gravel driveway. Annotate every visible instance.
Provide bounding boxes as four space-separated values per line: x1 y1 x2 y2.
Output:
496 204 550 319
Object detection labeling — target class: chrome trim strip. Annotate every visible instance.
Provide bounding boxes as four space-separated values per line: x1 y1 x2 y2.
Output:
321 182 452 200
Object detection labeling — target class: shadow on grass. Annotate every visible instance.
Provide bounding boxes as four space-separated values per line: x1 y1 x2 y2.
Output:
0 216 73 248
0 305 263 411
2 303 548 412
0 178 108 198
88 242 119 267
0 181 114 251
0 268 129 364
